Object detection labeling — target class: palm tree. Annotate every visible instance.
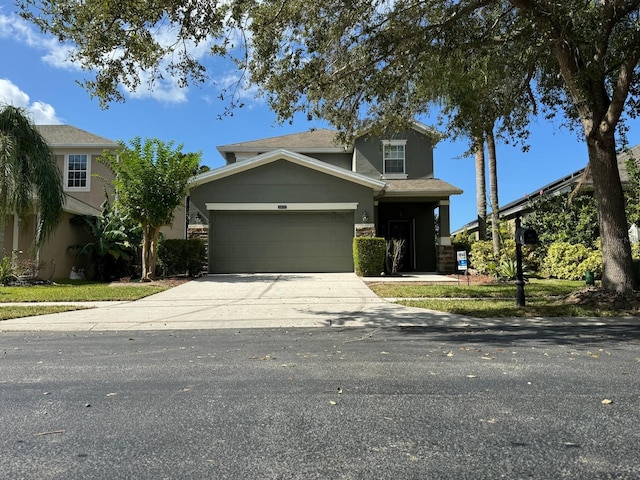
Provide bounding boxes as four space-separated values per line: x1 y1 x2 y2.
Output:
0 105 64 245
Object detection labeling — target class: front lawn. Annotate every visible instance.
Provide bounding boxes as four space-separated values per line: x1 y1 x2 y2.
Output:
369 279 583 299
0 305 88 320
369 279 639 318
0 280 169 303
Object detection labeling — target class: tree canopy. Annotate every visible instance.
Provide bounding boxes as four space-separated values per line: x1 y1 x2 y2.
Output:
0 105 64 245
18 0 640 293
100 137 201 280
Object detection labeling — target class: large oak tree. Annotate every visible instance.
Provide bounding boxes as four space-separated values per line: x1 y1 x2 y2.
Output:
19 0 640 293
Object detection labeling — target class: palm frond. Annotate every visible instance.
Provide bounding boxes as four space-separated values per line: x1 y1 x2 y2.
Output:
0 105 64 245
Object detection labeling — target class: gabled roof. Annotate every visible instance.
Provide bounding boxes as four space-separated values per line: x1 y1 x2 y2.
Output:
217 129 349 156
191 148 386 192
36 125 119 149
216 121 443 158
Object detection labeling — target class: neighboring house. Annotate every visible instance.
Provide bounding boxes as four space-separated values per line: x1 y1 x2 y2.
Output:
452 144 640 237
3 125 186 281
189 123 463 274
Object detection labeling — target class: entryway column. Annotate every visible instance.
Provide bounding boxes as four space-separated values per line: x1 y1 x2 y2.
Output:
438 200 451 245
437 200 455 273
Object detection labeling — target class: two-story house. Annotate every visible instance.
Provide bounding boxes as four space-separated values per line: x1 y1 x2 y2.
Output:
4 125 186 281
189 123 463 274
0 125 119 280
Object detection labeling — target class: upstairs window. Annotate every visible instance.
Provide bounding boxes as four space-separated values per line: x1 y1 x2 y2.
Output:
383 140 407 177
65 154 90 191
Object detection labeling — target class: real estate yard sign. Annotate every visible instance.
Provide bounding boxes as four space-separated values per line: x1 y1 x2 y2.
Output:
456 250 468 272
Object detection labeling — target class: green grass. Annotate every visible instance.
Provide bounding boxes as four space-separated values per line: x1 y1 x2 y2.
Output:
0 305 88 320
0 280 168 303
370 279 635 317
369 279 583 299
397 298 624 318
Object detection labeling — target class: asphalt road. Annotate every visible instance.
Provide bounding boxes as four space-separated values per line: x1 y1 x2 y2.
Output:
1 324 639 479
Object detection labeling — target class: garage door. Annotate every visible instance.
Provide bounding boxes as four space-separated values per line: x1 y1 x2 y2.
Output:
210 212 354 273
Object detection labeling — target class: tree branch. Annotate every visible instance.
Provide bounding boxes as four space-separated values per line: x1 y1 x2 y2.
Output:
607 48 640 130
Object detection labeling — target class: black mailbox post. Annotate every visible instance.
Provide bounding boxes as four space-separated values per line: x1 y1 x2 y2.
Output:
514 217 537 307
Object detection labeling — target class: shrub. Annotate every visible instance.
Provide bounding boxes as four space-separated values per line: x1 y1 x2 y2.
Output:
158 238 206 277
0 256 18 285
451 229 475 254
353 237 386 276
541 241 602 280
469 238 522 277
468 240 496 275
497 258 517 280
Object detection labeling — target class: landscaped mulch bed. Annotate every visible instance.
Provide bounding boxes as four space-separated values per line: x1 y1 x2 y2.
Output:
562 286 640 310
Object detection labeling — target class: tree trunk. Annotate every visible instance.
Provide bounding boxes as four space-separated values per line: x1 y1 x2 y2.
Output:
474 135 487 241
141 224 161 281
587 135 634 294
486 127 500 256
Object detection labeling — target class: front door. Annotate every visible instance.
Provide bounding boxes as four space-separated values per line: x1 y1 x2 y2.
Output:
388 220 415 271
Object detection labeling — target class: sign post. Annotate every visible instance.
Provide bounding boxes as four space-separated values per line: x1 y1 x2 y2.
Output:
456 250 469 285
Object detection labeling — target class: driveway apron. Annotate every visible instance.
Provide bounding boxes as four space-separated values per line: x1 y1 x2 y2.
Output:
0 273 477 332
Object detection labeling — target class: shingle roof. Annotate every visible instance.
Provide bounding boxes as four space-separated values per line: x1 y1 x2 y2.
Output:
217 128 350 155
217 122 445 157
382 179 463 197
36 125 119 148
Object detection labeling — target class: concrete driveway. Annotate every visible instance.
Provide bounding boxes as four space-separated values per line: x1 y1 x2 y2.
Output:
0 273 477 332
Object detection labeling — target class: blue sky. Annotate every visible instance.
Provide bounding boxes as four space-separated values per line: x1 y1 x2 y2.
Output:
2 5 640 232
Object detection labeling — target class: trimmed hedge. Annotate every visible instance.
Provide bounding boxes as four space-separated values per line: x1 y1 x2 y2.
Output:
353 237 386 276
158 238 206 277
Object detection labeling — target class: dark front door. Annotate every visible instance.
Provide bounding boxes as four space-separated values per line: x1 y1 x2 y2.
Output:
388 220 415 271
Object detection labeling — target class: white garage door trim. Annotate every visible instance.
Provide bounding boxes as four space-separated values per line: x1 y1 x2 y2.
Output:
206 202 358 212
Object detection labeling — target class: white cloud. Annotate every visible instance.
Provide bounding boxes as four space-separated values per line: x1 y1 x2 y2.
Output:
0 9 263 107
0 78 63 124
0 78 30 107
124 69 189 104
214 71 263 106
29 100 62 124
0 12 79 71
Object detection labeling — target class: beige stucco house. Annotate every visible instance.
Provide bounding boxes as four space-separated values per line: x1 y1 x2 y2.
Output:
4 125 186 280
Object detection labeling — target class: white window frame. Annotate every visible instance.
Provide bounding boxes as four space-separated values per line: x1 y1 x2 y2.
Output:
64 154 91 192
382 140 408 179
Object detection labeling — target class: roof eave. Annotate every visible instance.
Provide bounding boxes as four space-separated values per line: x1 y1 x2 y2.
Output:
49 144 119 149
217 146 352 154
191 148 385 192
381 189 463 198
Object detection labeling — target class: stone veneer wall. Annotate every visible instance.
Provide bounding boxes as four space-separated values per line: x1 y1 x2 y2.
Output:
354 223 376 237
188 225 209 274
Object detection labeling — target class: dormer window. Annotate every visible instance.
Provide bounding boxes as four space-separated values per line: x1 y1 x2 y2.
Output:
382 140 408 179
64 154 91 192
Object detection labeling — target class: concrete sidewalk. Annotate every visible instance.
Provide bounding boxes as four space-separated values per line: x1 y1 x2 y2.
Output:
1 272 639 332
